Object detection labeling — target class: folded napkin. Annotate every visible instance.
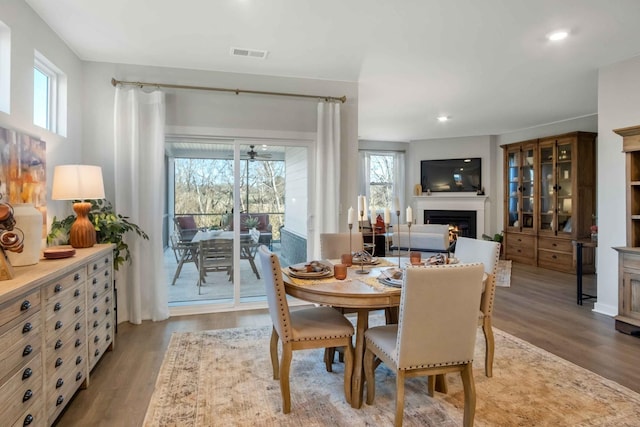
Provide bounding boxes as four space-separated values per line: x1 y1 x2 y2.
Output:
288 260 329 273
378 267 403 286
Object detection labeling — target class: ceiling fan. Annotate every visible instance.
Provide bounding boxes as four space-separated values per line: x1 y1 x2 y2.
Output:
246 145 272 161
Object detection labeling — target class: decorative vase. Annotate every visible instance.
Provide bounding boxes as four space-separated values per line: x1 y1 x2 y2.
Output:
7 203 42 266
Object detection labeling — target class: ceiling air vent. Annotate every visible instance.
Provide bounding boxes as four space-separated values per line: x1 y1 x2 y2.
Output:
230 47 268 59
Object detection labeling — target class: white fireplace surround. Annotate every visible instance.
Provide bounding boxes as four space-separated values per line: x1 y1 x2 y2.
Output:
413 193 488 238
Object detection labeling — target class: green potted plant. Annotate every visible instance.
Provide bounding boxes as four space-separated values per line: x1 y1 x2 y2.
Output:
243 215 260 230
47 199 149 270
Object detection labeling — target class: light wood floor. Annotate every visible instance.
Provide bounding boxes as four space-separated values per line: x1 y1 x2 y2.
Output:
54 263 640 427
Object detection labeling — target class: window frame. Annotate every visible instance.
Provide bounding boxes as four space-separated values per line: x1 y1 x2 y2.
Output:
33 50 67 136
0 20 10 114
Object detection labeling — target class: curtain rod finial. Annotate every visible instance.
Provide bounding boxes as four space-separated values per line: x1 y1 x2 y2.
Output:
339 96 347 103
111 78 118 87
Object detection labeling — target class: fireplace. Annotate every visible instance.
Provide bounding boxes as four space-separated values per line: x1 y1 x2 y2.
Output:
424 209 477 239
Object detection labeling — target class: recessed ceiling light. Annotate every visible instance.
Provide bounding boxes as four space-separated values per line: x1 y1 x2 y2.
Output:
437 116 449 122
548 30 569 41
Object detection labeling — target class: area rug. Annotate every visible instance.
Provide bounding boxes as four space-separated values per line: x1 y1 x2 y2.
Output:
144 324 640 426
496 259 512 287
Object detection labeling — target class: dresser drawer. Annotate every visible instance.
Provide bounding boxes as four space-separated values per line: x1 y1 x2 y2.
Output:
44 302 85 340
88 267 112 295
88 254 113 278
44 286 84 324
538 250 574 272
12 399 44 427
0 289 41 331
42 269 85 301
0 313 42 380
45 322 86 374
538 237 573 253
88 320 114 370
88 292 114 328
0 353 43 426
47 364 86 425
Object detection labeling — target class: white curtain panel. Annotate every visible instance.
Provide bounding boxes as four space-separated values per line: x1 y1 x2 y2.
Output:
394 151 406 222
312 101 341 258
114 87 169 323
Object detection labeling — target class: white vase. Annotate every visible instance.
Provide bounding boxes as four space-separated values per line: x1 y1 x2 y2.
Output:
7 203 42 266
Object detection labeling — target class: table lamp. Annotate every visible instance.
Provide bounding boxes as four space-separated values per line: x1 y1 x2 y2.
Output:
51 165 105 248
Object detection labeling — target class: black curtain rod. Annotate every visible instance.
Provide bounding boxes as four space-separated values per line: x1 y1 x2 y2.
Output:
111 78 346 103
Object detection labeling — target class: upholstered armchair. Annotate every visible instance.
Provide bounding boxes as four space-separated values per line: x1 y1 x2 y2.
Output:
320 232 364 259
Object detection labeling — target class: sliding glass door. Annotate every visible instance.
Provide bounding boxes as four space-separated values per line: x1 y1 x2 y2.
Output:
165 138 308 312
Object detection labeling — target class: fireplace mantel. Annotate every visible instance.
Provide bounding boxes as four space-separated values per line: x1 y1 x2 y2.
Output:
413 194 488 236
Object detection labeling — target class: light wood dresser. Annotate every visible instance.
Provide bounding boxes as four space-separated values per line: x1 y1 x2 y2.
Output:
0 244 114 427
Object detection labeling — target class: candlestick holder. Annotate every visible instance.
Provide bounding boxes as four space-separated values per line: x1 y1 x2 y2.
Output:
359 210 365 252
370 216 376 257
407 221 412 254
385 221 390 254
348 223 353 254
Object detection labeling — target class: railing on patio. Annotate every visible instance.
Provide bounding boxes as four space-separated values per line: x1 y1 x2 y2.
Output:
173 212 284 241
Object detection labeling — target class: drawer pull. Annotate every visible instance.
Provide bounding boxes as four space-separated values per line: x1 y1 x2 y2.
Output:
552 255 557 259
55 320 63 330
23 389 33 402
75 322 81 331
22 367 33 380
54 302 62 312
93 278 98 285
23 345 33 356
104 270 109 277
55 339 63 350
23 414 34 426
106 334 111 342
106 309 111 315
93 320 99 328
22 322 32 333
56 395 64 406
93 263 98 271
552 243 557 247
74 289 81 297
74 273 81 281
56 378 64 388
75 305 81 314
76 372 83 381
20 300 31 311
93 292 98 300
106 322 111 330
55 357 63 368
76 355 83 365
94 335 100 344
93 307 99 314
104 282 109 289
106 296 111 303
75 338 82 348
104 257 109 264
54 284 62 293
94 349 100 357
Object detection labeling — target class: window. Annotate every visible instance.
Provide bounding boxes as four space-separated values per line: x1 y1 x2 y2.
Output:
360 150 405 216
0 20 10 114
33 50 67 136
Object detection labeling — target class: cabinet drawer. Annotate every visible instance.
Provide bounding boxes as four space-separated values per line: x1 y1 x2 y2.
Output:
45 322 85 374
44 286 84 323
538 250 573 271
42 269 85 301
0 353 43 425
88 267 112 295
47 366 86 425
89 292 114 327
44 302 85 341
88 254 113 278
622 253 640 271
506 233 535 248
12 400 44 427
0 314 42 380
538 237 572 253
0 289 41 331
89 320 114 370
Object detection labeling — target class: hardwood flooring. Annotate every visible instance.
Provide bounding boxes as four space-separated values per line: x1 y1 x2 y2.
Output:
54 263 640 427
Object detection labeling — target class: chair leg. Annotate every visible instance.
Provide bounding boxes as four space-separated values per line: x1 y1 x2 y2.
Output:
427 375 435 397
270 327 279 379
363 348 376 405
343 339 354 404
280 343 293 414
435 374 448 394
324 348 335 372
460 363 477 427
482 318 495 378
395 370 406 427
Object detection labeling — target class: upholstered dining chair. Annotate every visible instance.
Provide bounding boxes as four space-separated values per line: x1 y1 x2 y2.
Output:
453 236 501 377
363 263 485 427
257 245 355 413
320 232 364 259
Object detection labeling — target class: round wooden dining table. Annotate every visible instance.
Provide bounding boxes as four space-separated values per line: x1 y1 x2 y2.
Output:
282 259 402 409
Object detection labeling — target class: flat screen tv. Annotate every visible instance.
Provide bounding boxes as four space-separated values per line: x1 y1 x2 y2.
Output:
420 158 481 193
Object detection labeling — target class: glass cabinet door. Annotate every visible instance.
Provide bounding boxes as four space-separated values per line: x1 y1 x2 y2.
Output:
556 141 573 236
539 143 555 233
506 144 535 231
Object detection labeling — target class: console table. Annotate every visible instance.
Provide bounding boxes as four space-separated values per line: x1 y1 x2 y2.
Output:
0 244 114 426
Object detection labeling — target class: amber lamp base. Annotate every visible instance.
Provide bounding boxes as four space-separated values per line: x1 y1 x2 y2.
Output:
70 202 96 248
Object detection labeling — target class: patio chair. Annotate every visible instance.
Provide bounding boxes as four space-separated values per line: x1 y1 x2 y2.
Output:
174 215 199 242
197 238 233 294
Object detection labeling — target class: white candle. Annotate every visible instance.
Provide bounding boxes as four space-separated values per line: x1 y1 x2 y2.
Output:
370 205 376 224
362 196 368 219
357 195 363 213
406 206 413 223
384 207 391 224
393 197 400 213
347 206 354 225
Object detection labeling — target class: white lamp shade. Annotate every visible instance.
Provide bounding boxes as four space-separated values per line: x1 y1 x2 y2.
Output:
51 165 105 200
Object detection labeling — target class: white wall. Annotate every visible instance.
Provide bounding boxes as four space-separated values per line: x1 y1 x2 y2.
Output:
0 0 84 231
595 54 640 316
